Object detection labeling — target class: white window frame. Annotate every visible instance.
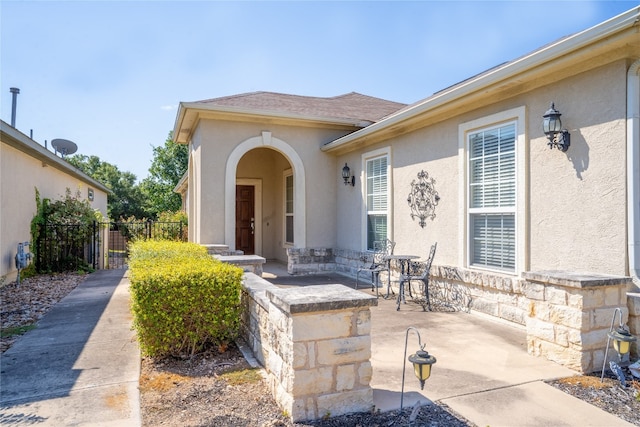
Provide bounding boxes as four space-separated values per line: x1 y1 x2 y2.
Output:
361 147 392 251
283 169 294 246
458 107 527 274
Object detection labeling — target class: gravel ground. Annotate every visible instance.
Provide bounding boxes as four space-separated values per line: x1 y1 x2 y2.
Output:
546 372 640 426
2 272 639 426
0 271 88 353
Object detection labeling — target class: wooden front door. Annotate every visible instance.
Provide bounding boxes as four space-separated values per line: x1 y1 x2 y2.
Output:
235 185 255 255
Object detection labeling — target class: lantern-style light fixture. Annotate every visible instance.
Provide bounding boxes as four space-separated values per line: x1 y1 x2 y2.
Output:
342 163 355 186
542 102 570 152
601 307 637 382
400 327 437 410
408 348 436 388
610 326 636 355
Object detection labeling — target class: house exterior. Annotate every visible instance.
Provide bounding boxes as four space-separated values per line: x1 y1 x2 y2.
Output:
0 121 109 284
174 8 640 371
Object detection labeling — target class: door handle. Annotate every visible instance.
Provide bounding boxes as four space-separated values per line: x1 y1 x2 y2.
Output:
250 218 255 235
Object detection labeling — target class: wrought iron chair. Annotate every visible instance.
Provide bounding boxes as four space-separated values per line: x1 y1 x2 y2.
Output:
400 242 437 311
355 239 396 297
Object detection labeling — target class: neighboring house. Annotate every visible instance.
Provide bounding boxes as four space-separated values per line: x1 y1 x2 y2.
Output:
174 8 640 370
0 120 109 284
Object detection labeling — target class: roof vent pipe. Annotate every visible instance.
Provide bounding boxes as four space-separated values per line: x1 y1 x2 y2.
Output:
10 87 20 128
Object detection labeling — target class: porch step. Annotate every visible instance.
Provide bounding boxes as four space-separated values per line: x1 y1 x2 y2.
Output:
215 254 266 276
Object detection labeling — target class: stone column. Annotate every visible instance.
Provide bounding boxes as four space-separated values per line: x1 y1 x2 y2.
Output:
265 284 377 421
523 271 632 373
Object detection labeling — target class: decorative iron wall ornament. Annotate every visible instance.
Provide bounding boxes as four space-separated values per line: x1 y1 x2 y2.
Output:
407 170 440 228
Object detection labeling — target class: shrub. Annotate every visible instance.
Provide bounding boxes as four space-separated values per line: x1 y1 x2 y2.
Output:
129 240 243 357
30 188 97 273
117 212 187 242
18 263 37 280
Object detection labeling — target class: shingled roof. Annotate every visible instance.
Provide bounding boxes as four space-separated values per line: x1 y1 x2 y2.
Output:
194 91 407 123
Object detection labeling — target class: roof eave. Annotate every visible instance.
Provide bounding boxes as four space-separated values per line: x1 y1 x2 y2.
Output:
173 101 372 144
173 171 188 194
322 6 640 153
1 121 111 194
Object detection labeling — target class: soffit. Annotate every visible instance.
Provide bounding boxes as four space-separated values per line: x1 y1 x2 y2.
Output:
321 13 640 155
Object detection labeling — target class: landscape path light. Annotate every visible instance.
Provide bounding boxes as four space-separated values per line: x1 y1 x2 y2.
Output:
400 326 437 411
601 307 637 382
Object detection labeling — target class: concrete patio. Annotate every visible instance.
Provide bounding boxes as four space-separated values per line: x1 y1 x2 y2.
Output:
262 261 634 426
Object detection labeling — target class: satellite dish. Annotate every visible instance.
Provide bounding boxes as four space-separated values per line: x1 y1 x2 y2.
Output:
51 138 78 157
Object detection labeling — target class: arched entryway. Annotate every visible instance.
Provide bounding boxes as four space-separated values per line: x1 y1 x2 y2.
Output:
224 132 306 260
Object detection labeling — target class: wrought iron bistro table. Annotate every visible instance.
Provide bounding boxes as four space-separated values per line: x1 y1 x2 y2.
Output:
384 254 420 310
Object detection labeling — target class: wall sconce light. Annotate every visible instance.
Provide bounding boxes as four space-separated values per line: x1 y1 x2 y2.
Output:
601 307 637 382
342 163 355 186
542 102 570 152
400 326 437 410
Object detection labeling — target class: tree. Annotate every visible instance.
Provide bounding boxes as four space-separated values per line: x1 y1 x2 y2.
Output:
140 132 188 217
67 155 148 220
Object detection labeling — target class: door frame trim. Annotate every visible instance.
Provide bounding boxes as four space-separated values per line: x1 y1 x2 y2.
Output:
236 179 262 255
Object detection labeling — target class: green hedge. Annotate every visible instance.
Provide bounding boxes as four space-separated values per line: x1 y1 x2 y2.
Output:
129 241 243 357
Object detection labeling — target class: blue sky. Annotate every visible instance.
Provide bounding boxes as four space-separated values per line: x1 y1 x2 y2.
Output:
2 1 638 181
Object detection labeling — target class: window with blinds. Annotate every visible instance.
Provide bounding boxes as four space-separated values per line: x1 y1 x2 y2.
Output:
468 123 516 271
285 173 294 244
366 155 388 250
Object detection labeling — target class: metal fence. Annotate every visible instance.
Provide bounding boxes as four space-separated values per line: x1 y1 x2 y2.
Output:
34 222 98 273
35 220 187 272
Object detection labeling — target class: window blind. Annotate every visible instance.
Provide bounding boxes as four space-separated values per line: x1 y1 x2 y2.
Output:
469 123 516 271
366 156 388 250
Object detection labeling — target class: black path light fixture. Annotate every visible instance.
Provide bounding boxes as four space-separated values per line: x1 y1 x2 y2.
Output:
601 307 637 382
342 163 355 186
407 170 440 228
400 326 437 411
542 102 571 152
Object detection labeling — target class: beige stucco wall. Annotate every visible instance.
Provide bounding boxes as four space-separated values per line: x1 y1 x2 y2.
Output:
335 60 629 278
190 119 350 261
1 141 108 283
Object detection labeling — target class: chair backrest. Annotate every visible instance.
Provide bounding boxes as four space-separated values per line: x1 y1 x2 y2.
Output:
410 242 437 280
372 239 396 265
424 242 437 272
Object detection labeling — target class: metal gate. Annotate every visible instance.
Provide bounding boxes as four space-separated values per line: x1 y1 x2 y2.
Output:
97 220 187 269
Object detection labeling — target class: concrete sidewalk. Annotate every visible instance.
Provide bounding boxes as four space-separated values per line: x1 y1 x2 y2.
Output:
0 269 140 426
368 297 634 427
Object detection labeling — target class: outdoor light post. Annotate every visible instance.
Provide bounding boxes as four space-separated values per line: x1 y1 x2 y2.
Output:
601 307 637 382
400 326 437 411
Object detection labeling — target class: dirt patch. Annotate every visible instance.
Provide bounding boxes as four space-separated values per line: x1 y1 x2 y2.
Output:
139 345 294 426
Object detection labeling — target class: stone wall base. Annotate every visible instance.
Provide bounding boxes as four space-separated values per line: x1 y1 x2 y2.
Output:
240 272 377 422
287 248 637 373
